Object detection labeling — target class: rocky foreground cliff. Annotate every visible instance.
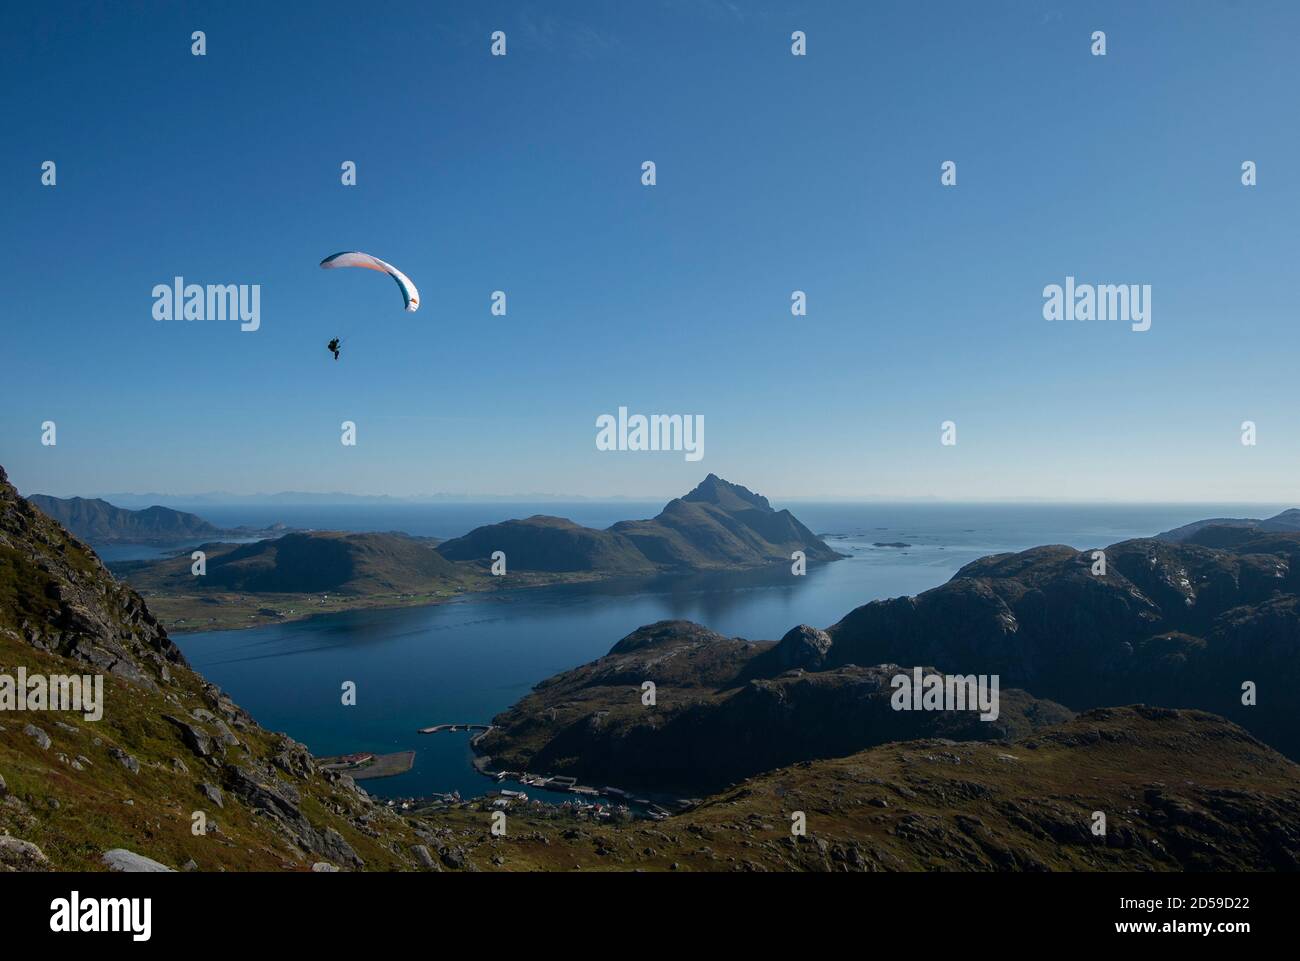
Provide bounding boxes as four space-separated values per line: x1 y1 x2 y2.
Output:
0 465 428 871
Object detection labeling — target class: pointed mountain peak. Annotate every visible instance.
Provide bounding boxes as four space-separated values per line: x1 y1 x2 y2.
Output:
681 474 772 512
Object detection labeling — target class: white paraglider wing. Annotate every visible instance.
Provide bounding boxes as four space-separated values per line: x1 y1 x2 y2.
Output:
319 251 420 312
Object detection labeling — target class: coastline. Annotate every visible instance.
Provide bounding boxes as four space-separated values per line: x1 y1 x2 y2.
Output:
129 558 843 635
135 568 620 634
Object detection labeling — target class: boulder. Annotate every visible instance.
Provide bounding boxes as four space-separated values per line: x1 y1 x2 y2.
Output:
772 625 833 669
0 835 49 869
108 747 140 774
23 724 51 750
101 848 175 873
163 715 217 758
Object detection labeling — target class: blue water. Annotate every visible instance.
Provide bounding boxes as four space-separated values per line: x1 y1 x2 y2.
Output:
169 501 1287 800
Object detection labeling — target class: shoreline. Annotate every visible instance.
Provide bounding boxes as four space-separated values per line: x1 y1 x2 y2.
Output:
139 569 621 635
128 557 844 635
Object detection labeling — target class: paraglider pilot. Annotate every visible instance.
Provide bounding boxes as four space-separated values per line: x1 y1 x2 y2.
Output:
327 337 341 360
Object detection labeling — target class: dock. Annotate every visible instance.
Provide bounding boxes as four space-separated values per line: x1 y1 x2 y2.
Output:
417 723 493 734
418 722 495 748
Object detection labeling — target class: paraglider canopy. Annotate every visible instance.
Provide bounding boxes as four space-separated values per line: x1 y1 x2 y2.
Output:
319 251 420 312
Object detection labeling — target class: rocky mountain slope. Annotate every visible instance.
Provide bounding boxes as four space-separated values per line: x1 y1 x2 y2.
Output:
28 495 220 545
437 475 842 573
439 707 1300 871
477 620 1073 795
479 531 1300 796
824 535 1300 757
0 466 427 872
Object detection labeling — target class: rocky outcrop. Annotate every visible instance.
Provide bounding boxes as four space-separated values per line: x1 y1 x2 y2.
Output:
0 835 49 870
102 849 175 873
478 619 1072 795
825 535 1300 758
1 470 184 689
765 624 833 671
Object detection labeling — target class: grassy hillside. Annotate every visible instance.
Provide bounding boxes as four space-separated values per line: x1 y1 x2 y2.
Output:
0 466 425 872
420 707 1300 871
435 516 656 573
115 531 488 632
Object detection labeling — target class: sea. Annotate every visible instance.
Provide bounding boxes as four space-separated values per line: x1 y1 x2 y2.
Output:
126 501 1283 802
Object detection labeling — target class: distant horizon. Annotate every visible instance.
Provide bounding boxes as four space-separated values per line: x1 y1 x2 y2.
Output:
20 482 1297 511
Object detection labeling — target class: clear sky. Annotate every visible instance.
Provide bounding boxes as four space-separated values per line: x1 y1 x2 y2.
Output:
3 1 1297 501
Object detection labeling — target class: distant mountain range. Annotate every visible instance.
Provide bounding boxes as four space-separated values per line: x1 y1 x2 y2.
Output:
27 495 225 545
93 490 638 507
437 474 842 573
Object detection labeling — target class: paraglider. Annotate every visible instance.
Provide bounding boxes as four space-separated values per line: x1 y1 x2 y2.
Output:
319 251 420 312
327 337 342 360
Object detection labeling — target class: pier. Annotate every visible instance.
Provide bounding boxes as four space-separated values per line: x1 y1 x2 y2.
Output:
418 722 495 747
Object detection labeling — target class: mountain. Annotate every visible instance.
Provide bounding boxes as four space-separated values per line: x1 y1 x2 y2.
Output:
28 495 220 545
1156 507 1300 544
823 534 1300 757
112 530 483 631
123 531 462 595
0 466 426 871
434 516 656 574
477 619 1073 795
437 474 842 573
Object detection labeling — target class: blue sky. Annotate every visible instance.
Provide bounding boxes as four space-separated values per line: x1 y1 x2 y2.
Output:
2 0 1297 501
